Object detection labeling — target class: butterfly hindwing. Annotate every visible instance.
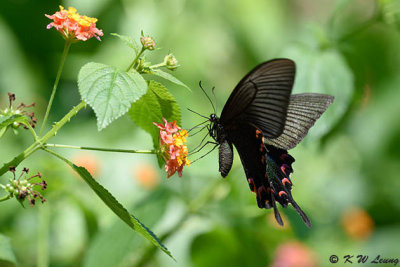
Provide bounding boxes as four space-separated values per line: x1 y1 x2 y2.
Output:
266 93 334 150
220 59 296 139
266 145 312 228
226 123 311 228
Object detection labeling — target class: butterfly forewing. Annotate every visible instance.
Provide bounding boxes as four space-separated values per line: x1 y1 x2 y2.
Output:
220 59 296 139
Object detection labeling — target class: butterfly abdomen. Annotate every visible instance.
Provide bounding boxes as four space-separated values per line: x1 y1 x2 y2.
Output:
219 141 233 177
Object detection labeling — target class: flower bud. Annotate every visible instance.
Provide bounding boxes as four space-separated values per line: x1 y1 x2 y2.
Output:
2 167 47 206
164 54 179 70
140 36 155 50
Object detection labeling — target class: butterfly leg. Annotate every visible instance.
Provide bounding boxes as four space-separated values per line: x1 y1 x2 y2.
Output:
191 143 219 163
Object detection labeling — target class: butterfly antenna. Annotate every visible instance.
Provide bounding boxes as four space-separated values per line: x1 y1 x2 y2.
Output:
199 81 216 114
187 108 209 119
191 144 219 164
212 86 218 114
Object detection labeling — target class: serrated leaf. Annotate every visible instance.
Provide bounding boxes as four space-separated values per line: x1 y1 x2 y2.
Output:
78 62 147 130
72 165 173 259
128 81 181 166
280 45 354 139
149 69 191 91
0 234 17 267
111 33 140 54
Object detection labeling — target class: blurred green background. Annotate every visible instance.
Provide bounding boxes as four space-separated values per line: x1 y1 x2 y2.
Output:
1 0 400 266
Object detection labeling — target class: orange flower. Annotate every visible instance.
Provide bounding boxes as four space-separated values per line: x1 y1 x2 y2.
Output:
134 163 160 190
45 6 103 41
153 118 190 177
71 152 100 177
341 207 375 240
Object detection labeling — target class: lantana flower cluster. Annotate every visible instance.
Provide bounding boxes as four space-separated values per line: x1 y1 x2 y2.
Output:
45 6 103 41
153 118 190 177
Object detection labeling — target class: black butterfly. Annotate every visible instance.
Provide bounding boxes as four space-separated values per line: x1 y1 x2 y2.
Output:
200 58 334 228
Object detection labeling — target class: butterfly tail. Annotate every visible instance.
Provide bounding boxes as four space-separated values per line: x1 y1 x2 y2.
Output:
265 145 312 228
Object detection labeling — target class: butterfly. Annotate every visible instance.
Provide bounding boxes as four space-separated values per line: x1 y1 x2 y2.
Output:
199 58 334 228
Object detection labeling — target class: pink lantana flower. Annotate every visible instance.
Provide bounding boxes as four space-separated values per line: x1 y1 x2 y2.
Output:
45 6 103 41
153 118 190 178
272 241 318 267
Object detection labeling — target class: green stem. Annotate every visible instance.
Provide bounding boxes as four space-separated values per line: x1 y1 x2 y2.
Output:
23 121 39 141
0 195 11 202
41 147 72 167
44 143 156 154
149 62 166 69
126 47 145 71
39 40 72 136
0 142 41 177
40 101 86 144
0 101 86 176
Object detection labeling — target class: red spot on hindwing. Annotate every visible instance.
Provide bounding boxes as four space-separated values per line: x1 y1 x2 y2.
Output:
278 191 288 198
281 164 289 175
282 178 291 186
248 178 256 193
255 129 262 138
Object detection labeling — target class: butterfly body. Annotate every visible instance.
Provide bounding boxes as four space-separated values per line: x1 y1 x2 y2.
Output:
202 59 334 228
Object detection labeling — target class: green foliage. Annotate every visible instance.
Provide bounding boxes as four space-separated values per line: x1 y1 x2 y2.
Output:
148 69 191 91
379 0 400 30
78 62 147 130
2 1 400 266
281 45 354 139
111 33 140 54
129 81 181 165
83 190 171 267
72 165 173 259
0 114 27 138
0 234 16 267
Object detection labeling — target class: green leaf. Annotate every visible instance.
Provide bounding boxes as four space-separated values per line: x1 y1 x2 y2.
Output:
280 45 354 139
111 33 140 54
149 69 191 91
78 62 148 131
83 190 171 267
0 127 6 139
0 114 26 138
0 234 17 267
72 165 173 259
128 81 181 166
